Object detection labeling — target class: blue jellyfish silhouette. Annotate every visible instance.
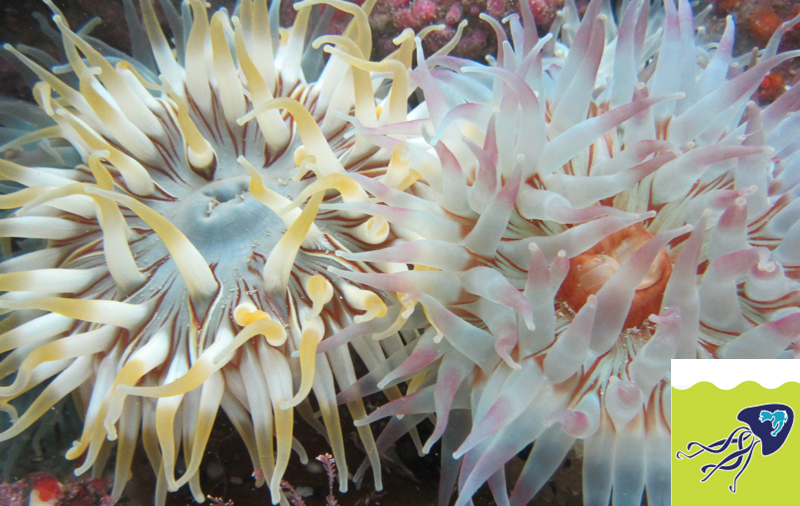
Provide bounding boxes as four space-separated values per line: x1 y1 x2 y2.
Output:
676 403 794 493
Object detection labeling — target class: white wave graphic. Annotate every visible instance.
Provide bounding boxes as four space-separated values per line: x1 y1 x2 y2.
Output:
672 359 800 390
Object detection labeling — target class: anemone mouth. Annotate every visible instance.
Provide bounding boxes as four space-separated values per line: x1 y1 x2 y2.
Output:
560 225 673 330
163 173 306 261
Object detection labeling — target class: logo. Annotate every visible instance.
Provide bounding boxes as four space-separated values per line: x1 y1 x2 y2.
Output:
672 359 800 506
675 403 794 493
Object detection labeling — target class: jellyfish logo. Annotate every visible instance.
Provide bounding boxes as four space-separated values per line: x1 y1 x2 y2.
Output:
675 403 794 493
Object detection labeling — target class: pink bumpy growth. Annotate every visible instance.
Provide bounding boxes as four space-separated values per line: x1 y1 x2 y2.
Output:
529 0 566 27
487 0 507 19
445 4 462 25
412 0 438 26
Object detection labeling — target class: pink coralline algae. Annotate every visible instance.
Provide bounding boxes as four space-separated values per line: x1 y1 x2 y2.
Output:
335 0 566 60
0 479 26 506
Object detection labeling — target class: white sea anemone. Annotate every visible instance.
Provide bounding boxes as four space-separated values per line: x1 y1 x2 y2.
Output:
332 0 800 504
0 0 426 503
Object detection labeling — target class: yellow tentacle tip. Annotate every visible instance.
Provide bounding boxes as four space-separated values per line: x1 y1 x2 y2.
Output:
340 284 388 324
355 215 389 244
65 440 87 460
308 274 333 311
293 146 308 168
234 302 271 327
234 304 288 347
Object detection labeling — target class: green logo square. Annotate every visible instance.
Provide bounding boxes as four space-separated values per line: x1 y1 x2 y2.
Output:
672 381 800 506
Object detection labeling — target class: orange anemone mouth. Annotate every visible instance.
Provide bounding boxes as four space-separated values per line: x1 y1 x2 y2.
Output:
559 225 672 330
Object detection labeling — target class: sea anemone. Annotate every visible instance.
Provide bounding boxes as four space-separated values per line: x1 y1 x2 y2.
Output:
0 0 424 503
331 0 800 504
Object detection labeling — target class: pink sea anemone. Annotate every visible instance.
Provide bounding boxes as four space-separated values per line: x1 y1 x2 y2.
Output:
0 0 425 503
330 0 800 504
